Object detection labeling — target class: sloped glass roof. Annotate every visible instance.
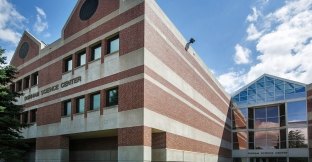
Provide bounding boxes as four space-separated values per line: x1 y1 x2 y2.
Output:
232 75 306 107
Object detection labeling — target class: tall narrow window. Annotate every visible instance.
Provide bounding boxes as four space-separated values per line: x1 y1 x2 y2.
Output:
10 83 15 92
106 88 118 107
31 72 39 86
77 51 86 67
16 80 22 92
107 35 119 54
76 97 85 113
63 100 72 116
90 93 100 110
64 56 73 72
30 109 37 123
22 111 28 124
23 76 30 89
91 44 101 61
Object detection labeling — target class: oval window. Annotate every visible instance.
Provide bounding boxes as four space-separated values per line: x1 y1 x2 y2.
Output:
79 0 99 21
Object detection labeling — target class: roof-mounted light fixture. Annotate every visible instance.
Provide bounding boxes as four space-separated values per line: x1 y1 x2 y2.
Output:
185 38 195 51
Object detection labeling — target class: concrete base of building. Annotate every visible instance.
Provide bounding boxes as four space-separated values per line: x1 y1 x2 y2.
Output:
118 146 151 162
152 148 230 162
35 149 69 162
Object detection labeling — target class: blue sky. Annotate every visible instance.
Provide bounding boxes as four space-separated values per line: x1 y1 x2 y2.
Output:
1 0 312 94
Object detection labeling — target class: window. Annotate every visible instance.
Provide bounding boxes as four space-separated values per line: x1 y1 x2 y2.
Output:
64 56 73 72
63 100 72 116
232 108 248 129
288 128 308 148
254 130 279 149
76 97 85 113
23 76 30 89
91 44 101 61
287 101 307 127
254 107 279 129
107 35 119 54
90 93 100 110
106 88 118 107
31 72 39 86
16 80 22 92
10 83 15 92
76 51 86 67
289 158 308 162
233 131 247 150
233 158 247 162
30 109 37 123
22 111 28 124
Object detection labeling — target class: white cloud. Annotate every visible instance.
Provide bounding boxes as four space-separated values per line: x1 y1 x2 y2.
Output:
218 0 312 94
247 7 260 22
4 50 14 64
234 44 252 64
247 23 262 40
34 6 48 33
0 0 25 44
218 71 246 94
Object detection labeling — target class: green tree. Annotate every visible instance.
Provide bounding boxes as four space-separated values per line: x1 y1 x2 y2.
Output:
0 47 28 161
288 129 308 148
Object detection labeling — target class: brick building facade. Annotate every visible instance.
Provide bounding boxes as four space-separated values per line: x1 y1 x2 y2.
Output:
10 0 231 161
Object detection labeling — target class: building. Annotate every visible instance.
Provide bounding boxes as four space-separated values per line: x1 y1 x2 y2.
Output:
232 74 312 162
9 0 232 161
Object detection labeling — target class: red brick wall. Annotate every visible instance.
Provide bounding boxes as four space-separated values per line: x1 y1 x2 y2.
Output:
36 136 69 150
63 0 119 39
166 132 231 158
145 22 229 115
36 103 61 126
145 66 231 129
145 4 229 104
118 126 151 146
152 132 231 158
118 79 144 112
144 79 231 142
11 34 40 69
38 60 62 87
120 21 144 56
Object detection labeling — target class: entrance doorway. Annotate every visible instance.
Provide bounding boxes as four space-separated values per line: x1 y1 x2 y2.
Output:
250 158 287 162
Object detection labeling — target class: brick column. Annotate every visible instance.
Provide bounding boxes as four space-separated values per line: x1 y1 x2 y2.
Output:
36 136 69 162
101 39 107 64
84 94 90 118
71 98 76 120
85 46 91 70
100 90 106 115
71 53 76 75
118 126 151 161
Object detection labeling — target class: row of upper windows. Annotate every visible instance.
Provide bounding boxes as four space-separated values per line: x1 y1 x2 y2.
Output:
64 34 119 72
11 72 39 92
21 109 37 124
63 87 118 116
20 87 118 124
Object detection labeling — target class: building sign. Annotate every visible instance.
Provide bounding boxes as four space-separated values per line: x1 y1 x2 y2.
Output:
247 150 288 156
24 76 81 101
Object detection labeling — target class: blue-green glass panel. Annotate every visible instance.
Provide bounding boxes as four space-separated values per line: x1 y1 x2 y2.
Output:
233 95 239 102
78 98 85 113
295 85 305 93
92 94 100 110
257 82 265 89
258 77 265 83
249 84 256 90
240 90 247 97
110 38 119 53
